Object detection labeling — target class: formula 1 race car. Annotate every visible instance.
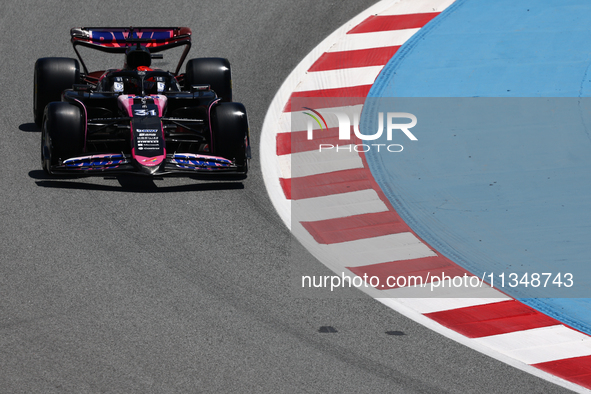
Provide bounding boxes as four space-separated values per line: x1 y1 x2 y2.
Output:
35 27 250 177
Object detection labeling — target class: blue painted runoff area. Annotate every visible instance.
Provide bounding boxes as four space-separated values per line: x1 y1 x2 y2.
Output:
362 0 591 334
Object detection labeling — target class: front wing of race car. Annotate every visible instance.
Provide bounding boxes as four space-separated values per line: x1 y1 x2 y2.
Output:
50 152 245 176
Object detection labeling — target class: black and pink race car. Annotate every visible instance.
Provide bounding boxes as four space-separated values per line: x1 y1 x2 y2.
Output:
35 27 250 177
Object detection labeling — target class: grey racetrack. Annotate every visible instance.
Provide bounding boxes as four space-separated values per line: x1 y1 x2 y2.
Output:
0 1 571 393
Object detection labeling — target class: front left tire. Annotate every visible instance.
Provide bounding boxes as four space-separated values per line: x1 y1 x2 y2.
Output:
210 102 250 175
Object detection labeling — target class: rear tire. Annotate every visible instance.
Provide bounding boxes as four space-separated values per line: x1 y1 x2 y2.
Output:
185 58 232 102
41 102 84 173
210 102 249 174
34 57 80 127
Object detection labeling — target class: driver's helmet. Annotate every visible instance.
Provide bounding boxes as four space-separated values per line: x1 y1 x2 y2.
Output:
124 45 151 69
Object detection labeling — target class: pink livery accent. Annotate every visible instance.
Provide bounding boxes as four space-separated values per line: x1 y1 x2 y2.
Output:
152 95 167 116
117 95 135 116
133 153 166 167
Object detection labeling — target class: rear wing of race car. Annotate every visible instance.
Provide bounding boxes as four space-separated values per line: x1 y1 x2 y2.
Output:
70 27 192 75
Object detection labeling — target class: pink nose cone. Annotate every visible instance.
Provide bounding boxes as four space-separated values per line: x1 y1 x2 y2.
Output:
134 154 165 174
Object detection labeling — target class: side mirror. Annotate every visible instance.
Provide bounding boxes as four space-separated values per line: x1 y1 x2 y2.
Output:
72 84 91 92
191 84 211 92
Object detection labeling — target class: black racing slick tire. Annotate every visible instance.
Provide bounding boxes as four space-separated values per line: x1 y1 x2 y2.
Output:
185 58 232 102
41 102 84 174
34 57 80 127
210 102 249 174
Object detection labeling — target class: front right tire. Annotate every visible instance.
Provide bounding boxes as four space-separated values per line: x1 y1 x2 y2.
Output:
41 102 84 174
34 57 80 127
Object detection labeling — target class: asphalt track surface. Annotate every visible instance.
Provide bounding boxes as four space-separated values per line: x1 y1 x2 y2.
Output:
0 1 572 393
